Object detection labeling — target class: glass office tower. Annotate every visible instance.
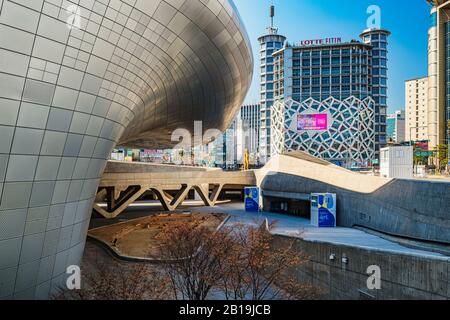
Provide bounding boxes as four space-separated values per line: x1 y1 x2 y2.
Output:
273 41 372 103
361 29 391 159
258 4 286 164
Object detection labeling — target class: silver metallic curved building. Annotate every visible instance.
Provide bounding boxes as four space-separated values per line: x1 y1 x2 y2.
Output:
0 0 253 299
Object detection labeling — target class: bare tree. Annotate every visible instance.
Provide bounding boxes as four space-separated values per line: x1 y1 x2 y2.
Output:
157 220 237 300
54 251 171 300
56 219 321 300
158 219 320 300
217 222 315 300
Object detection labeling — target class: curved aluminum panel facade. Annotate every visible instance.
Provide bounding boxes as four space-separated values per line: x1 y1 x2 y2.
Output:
0 0 252 299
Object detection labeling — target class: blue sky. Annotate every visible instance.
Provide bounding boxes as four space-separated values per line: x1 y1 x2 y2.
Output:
233 0 431 113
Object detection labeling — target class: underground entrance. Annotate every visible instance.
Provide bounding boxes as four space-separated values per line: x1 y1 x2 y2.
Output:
262 191 312 219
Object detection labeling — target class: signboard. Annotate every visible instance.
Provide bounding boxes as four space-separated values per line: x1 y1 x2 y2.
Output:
415 151 433 157
415 141 429 151
111 149 125 161
311 193 337 228
299 38 342 46
297 114 328 131
244 187 260 212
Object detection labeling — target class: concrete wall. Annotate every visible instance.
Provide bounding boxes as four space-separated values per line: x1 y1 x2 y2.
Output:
272 235 450 300
261 172 450 244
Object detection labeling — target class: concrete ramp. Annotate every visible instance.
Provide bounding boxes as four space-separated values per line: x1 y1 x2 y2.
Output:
256 151 391 193
259 152 450 244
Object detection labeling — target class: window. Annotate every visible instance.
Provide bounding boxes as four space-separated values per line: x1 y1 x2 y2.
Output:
302 68 311 76
331 57 340 65
322 67 331 75
331 67 340 74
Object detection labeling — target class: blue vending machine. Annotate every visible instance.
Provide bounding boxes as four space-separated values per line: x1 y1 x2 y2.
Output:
244 187 260 212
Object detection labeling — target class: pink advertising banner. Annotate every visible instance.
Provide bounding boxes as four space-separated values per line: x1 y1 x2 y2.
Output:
297 114 328 131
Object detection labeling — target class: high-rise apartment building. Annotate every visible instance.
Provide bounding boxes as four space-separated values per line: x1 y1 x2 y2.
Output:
405 77 429 142
427 1 450 165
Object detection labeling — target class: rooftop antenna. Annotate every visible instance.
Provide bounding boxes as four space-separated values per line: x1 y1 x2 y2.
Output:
270 1 275 28
268 0 278 35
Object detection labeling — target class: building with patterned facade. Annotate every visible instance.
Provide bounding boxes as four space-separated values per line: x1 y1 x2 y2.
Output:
270 30 390 166
271 97 376 167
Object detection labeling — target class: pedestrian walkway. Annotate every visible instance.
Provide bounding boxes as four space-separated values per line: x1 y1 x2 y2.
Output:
193 202 448 261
